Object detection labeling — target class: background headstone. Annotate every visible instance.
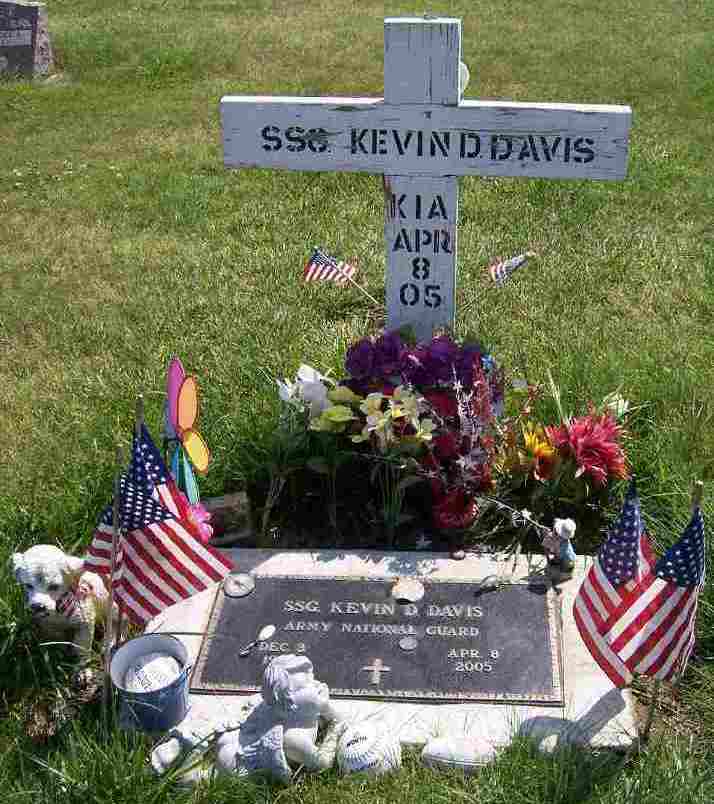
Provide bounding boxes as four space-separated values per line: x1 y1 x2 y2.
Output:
0 1 52 78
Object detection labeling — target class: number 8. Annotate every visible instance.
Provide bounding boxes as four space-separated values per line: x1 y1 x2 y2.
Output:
412 257 430 280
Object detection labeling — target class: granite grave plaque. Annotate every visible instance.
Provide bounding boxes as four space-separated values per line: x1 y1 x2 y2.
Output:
0 1 52 77
191 575 564 705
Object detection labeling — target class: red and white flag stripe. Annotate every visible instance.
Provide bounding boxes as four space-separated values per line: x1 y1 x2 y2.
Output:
574 536 697 686
303 251 357 284
84 485 232 626
85 524 113 572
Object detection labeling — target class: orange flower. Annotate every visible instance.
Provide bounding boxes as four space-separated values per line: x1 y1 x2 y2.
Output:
522 423 558 481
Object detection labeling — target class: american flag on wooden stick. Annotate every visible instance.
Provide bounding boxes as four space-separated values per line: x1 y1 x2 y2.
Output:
85 425 232 625
303 247 357 284
649 506 705 679
488 251 536 286
86 424 184 572
574 482 705 687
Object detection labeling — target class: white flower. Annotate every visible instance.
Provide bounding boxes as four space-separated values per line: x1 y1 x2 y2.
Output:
296 364 327 385
301 381 330 418
456 455 477 472
276 378 297 405
277 364 332 418
296 364 331 418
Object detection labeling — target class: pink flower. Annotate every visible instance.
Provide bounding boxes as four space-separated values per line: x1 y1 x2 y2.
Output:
186 503 214 544
547 410 627 487
470 362 493 422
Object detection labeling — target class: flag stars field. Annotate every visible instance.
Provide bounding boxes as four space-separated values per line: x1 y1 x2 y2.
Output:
655 510 706 587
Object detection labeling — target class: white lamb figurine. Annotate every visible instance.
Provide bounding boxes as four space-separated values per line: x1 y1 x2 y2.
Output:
11 544 114 659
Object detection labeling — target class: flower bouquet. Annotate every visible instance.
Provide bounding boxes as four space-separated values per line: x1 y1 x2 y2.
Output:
251 329 631 555
275 330 504 547
495 380 630 549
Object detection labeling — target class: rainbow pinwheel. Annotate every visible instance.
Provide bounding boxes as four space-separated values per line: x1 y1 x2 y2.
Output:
164 356 210 504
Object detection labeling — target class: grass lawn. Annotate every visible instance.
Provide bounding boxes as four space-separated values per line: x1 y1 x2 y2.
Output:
1 1 713 801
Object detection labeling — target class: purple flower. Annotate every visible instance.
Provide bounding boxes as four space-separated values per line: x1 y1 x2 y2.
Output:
373 330 403 378
399 345 431 387
345 337 375 379
455 343 482 389
424 335 460 384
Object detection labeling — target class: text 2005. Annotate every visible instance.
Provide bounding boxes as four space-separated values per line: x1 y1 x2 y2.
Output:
452 649 500 673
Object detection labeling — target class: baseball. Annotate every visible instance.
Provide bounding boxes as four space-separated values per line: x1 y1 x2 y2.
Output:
124 652 182 693
337 722 402 776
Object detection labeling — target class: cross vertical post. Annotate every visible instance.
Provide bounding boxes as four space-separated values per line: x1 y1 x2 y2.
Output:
384 18 462 341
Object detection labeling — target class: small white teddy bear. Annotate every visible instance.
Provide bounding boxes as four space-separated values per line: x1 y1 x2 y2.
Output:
11 544 114 659
543 518 577 576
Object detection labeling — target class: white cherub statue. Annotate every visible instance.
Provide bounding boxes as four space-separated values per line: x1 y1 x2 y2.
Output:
151 654 345 784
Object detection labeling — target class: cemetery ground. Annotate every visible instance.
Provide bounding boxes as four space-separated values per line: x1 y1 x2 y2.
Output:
0 0 713 801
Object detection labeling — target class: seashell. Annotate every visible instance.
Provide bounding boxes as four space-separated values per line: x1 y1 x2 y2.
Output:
421 735 497 774
391 577 425 604
337 722 402 776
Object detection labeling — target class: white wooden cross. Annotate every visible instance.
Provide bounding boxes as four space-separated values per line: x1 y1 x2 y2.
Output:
221 17 631 341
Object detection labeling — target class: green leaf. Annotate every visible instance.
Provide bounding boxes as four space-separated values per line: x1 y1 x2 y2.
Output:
396 475 423 493
323 405 356 423
307 457 329 475
333 452 352 469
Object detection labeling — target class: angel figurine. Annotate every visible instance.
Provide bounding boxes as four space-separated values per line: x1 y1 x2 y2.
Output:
151 654 344 784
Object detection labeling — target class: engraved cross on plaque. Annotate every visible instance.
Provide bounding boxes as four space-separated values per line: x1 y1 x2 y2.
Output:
362 658 392 685
221 17 631 341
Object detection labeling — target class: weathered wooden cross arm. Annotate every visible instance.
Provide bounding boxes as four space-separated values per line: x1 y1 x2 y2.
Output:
221 17 631 340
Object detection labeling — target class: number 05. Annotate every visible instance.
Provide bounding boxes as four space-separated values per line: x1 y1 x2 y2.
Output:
424 284 442 308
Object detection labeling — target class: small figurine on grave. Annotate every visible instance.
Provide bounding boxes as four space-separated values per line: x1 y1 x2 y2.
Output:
543 518 577 576
151 654 345 784
10 545 117 666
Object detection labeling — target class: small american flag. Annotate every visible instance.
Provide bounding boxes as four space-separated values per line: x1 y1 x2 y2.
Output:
650 506 705 678
86 424 186 573
488 252 535 286
574 482 705 687
85 425 232 625
303 248 357 284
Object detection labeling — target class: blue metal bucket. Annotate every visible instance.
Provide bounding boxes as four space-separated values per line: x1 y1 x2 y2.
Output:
110 634 190 733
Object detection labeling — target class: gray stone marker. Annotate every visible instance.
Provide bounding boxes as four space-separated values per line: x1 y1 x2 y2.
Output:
221 16 632 341
148 549 638 752
0 1 52 78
